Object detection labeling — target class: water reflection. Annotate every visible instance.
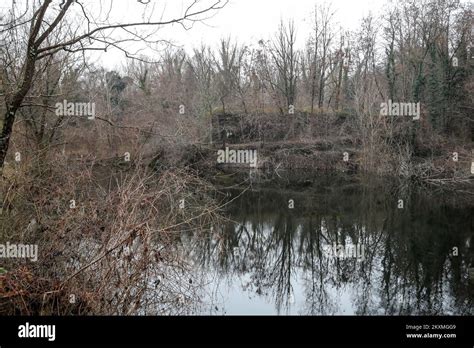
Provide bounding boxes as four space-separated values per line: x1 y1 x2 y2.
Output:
182 174 474 315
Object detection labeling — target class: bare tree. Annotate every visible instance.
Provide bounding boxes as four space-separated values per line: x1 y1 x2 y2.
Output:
270 20 299 112
0 0 227 168
214 37 245 114
303 3 335 112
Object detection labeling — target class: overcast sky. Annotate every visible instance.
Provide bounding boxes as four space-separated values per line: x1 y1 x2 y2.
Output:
1 0 386 69
82 0 385 69
173 0 384 46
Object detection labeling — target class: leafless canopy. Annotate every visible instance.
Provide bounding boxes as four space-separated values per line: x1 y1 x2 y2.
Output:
0 0 227 168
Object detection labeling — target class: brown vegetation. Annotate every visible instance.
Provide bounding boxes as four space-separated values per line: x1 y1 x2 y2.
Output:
0 0 472 314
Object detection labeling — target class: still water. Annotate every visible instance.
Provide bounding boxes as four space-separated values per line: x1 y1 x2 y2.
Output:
179 173 473 315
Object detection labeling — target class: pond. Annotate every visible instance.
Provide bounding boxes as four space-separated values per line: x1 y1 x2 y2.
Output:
179 172 474 315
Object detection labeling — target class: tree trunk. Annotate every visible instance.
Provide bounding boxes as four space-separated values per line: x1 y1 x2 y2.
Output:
0 108 16 167
0 45 38 168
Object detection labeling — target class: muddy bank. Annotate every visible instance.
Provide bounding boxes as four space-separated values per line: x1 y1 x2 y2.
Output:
148 139 473 192
150 138 358 173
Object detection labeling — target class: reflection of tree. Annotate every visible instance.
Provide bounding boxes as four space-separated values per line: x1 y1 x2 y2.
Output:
378 194 474 315
187 177 474 315
267 213 296 313
299 216 336 314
